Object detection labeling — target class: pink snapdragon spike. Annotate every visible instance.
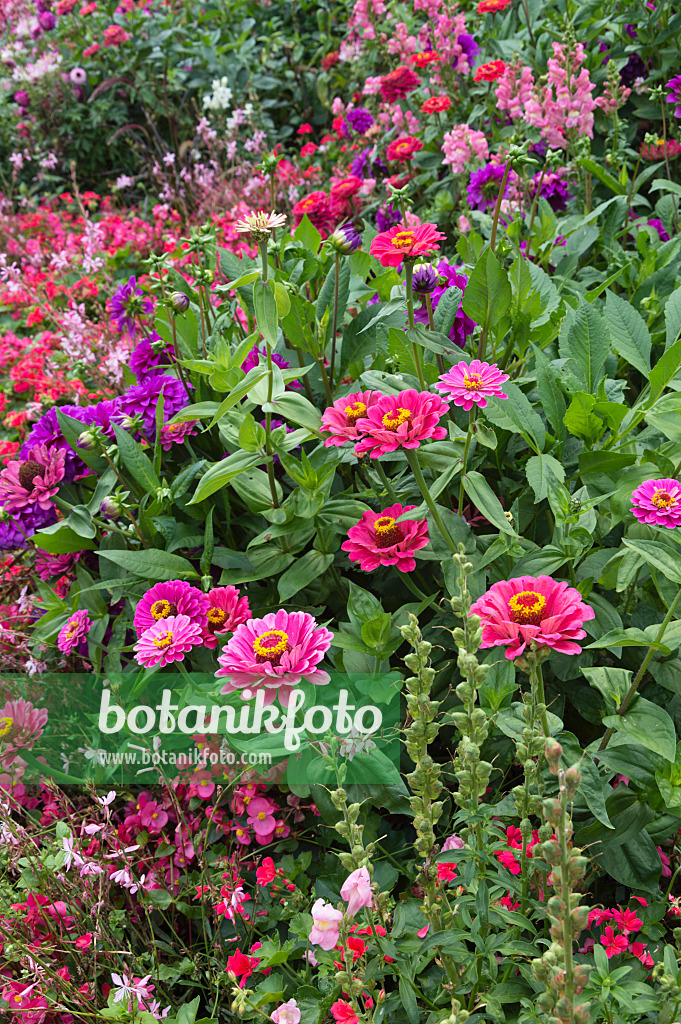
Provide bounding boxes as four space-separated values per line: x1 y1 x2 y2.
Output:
630 478 681 529
202 586 251 649
58 609 92 654
134 614 204 668
309 898 343 950
435 360 509 410
369 222 445 267
342 503 429 573
340 866 373 918
216 610 333 706
353 389 448 458
469 575 595 660
271 999 301 1024
134 580 209 637
320 390 381 447
0 444 65 512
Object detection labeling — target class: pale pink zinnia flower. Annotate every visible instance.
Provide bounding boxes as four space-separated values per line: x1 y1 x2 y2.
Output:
0 445 65 513
469 575 594 660
630 478 681 529
353 389 448 459
309 898 343 950
202 586 251 649
340 866 373 918
134 580 209 637
0 698 48 766
58 609 92 654
134 614 204 668
342 503 429 572
320 390 381 448
215 610 333 706
435 360 509 410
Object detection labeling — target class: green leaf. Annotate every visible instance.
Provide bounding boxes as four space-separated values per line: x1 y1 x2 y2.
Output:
559 300 609 393
649 337 681 403
532 346 566 440
525 454 565 502
462 471 514 534
358 296 407 335
33 526 97 554
622 537 681 584
461 247 511 329
208 368 269 426
645 393 681 442
563 392 604 444
578 156 626 195
174 997 201 1024
316 259 350 332
277 551 334 601
99 548 199 581
200 508 214 577
665 286 681 350
483 382 545 453
594 829 661 892
432 285 463 336
578 752 613 828
604 291 651 376
190 451 263 504
265 392 322 433
581 667 633 710
113 424 160 493
293 214 321 253
603 696 677 762
586 626 671 654
253 278 279 348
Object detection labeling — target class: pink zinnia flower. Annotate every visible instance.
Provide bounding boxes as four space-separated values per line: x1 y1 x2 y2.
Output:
630 478 681 529
353 389 448 459
0 445 65 512
600 926 628 959
216 610 333 706
369 223 445 267
58 609 92 654
470 575 594 661
134 580 209 637
309 898 343 950
321 390 382 447
340 866 373 917
0 697 48 765
435 360 509 410
202 586 251 649
342 503 429 572
134 614 204 668
103 24 130 46
158 420 199 450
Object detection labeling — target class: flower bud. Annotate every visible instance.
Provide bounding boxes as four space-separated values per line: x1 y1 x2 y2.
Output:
170 290 190 313
412 263 439 294
77 430 97 451
329 222 362 254
100 496 123 520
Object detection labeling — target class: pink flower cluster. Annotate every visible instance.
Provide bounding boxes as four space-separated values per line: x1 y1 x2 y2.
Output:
322 388 448 459
442 124 489 173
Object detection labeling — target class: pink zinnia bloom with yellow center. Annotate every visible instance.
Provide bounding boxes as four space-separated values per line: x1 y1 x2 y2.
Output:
134 614 204 668
58 609 92 654
158 420 199 451
369 223 446 267
435 360 509 410
342 503 429 573
321 390 382 447
631 478 681 529
202 586 251 649
134 580 209 637
0 444 65 513
353 389 449 458
469 575 594 660
216 609 333 706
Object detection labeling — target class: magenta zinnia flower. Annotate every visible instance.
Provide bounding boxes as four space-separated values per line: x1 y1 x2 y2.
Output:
369 223 446 268
320 390 382 447
158 420 198 450
0 445 65 513
353 389 449 459
469 575 595 661
134 580 209 638
202 586 252 650
216 610 333 706
0 698 49 767
435 360 509 410
134 614 204 668
58 609 92 654
342 503 429 573
631 478 681 529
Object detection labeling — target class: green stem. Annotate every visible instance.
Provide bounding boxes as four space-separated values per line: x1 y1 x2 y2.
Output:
374 459 400 504
404 449 458 554
490 162 512 256
457 408 476 515
531 655 551 738
404 261 426 390
329 251 340 393
425 293 445 375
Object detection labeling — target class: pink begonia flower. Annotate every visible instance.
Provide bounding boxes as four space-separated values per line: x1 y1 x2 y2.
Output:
202 586 251 649
600 926 628 958
134 614 204 668
340 866 373 918
320 390 382 448
309 898 343 950
0 444 65 512
442 124 489 173
353 389 448 459
271 999 301 1024
342 503 429 573
58 609 92 654
630 478 681 529
247 796 277 838
134 580 209 637
469 575 595 660
216 609 333 707
435 360 509 411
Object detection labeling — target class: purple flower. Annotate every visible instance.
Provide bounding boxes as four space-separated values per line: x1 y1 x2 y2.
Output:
21 405 94 479
109 276 153 338
647 218 670 242
0 505 57 551
621 53 648 87
129 332 173 380
241 345 299 389
467 162 510 213
350 148 370 178
90 398 122 438
533 171 571 213
38 10 56 29
14 90 30 108
119 375 189 438
346 107 374 134
413 260 476 348
666 76 681 118
457 33 480 66
330 223 362 254
412 265 439 295
375 203 401 232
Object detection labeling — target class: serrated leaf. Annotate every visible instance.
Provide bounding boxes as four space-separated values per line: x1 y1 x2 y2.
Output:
461 247 511 328
483 383 545 453
559 300 609 393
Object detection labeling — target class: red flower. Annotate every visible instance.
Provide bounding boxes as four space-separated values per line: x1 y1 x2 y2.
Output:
331 1001 359 1024
380 65 421 103
611 907 642 934
473 60 507 82
225 949 258 987
369 222 445 267
330 175 363 199
321 51 340 70
409 51 442 68
386 136 424 162
421 95 452 114
600 927 628 959
346 935 366 960
437 863 457 882
256 857 276 885
301 142 318 157
477 0 511 10
297 123 313 135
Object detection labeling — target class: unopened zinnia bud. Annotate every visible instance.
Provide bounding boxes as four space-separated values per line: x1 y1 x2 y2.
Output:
329 222 362 255
100 496 123 520
170 291 190 313
412 263 439 294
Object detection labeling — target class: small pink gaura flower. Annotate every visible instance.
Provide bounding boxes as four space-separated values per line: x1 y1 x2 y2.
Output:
435 359 509 410
342 503 429 573
309 897 343 950
630 478 681 529
340 866 373 918
320 390 382 447
353 389 448 459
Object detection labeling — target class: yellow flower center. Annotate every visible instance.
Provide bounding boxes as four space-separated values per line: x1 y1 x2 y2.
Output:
253 629 290 665
208 607 227 626
390 231 416 249
64 618 79 638
257 811 267 820
382 407 411 430
153 630 173 650
150 599 176 621
373 515 404 549
463 373 484 390
508 591 547 625
345 401 366 426
0 716 13 738
652 489 676 510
